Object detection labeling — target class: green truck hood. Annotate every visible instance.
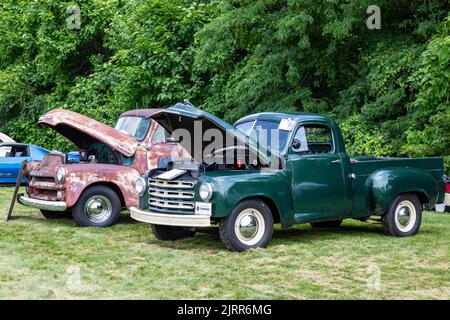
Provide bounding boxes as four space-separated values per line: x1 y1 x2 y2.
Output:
151 103 274 165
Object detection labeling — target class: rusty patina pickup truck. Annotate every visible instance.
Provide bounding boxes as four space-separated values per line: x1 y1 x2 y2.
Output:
18 109 188 227
130 103 447 251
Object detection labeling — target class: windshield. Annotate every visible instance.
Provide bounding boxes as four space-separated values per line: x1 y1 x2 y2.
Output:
235 120 290 153
115 116 151 141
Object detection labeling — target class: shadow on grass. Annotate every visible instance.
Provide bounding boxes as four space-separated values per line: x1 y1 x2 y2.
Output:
5 215 76 227
117 213 140 225
147 230 225 251
5 211 139 226
148 221 395 252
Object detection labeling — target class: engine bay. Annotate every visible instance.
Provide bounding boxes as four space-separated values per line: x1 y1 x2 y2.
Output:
78 142 124 165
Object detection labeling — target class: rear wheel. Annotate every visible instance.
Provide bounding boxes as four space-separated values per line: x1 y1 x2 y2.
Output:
151 225 196 240
310 220 343 228
71 186 121 227
382 193 422 237
40 209 72 219
219 199 274 252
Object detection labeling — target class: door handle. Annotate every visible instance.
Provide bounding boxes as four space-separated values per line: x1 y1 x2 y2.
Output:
331 159 341 163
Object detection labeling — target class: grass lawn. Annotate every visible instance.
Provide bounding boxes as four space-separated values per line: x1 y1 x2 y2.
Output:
0 187 448 300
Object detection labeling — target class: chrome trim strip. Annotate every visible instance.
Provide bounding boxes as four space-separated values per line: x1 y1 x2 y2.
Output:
148 179 194 189
17 195 67 212
130 206 211 227
148 187 194 199
149 199 194 210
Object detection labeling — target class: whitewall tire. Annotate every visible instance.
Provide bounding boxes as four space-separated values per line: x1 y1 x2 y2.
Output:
383 193 422 237
219 199 274 252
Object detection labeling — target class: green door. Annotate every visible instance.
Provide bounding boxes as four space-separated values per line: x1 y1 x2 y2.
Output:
287 123 352 223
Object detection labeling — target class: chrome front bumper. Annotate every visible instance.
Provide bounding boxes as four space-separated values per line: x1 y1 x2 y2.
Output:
17 194 67 212
130 206 211 227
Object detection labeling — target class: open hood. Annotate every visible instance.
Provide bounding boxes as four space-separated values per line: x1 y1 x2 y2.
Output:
37 109 138 157
151 103 273 165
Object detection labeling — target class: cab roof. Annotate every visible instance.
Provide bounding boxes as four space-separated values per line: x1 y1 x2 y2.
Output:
234 112 334 126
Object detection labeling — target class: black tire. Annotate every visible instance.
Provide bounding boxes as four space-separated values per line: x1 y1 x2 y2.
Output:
151 224 196 240
71 185 121 227
310 220 343 228
40 209 72 220
382 193 422 237
219 199 274 252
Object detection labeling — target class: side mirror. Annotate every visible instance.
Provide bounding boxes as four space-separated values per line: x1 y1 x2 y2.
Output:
291 139 302 152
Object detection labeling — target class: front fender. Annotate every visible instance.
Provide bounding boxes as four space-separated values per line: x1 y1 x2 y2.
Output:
64 164 141 208
367 167 439 213
202 170 294 227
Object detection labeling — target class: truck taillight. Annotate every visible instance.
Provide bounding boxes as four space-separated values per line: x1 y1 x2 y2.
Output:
444 183 450 193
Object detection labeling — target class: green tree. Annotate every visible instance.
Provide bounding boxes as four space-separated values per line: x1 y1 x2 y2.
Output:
193 0 448 166
0 0 213 151
0 0 448 169
404 15 450 171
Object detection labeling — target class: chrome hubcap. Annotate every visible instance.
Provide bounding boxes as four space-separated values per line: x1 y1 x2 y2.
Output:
235 209 265 246
84 195 112 223
397 207 411 227
395 200 416 232
239 214 258 240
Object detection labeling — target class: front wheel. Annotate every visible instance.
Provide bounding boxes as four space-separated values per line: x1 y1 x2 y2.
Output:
219 199 274 252
71 186 121 227
382 193 422 237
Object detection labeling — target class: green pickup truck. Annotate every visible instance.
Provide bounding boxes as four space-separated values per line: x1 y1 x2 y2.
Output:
130 103 446 251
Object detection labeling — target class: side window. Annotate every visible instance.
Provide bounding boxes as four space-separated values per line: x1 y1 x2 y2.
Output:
9 145 30 157
293 125 333 154
151 125 166 144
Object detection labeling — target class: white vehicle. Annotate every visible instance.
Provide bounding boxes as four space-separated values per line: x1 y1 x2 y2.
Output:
0 133 16 157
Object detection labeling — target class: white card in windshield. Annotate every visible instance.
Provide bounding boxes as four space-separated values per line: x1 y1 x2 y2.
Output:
278 118 295 131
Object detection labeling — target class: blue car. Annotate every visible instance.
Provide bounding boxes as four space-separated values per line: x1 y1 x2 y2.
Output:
67 151 80 164
0 143 49 184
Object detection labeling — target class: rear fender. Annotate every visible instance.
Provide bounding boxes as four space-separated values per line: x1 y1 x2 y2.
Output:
367 167 438 214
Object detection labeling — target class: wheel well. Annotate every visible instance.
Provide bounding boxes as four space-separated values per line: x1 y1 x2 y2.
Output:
414 192 429 205
85 182 126 208
397 191 429 206
242 196 281 224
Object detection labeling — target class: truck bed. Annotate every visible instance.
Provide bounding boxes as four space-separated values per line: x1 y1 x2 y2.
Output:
350 156 445 217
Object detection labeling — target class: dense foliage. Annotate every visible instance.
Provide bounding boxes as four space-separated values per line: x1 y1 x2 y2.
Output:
0 0 448 170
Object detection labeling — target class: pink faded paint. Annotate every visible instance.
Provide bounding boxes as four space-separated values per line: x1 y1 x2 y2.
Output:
38 109 138 157
25 109 190 212
62 164 141 208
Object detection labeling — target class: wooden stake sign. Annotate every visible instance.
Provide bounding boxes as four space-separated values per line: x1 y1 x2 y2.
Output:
6 160 27 221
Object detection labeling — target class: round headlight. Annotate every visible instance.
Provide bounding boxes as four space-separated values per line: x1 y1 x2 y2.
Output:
199 182 213 201
56 167 65 183
135 177 147 195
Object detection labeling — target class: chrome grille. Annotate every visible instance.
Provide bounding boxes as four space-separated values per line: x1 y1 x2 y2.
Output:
148 178 195 212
